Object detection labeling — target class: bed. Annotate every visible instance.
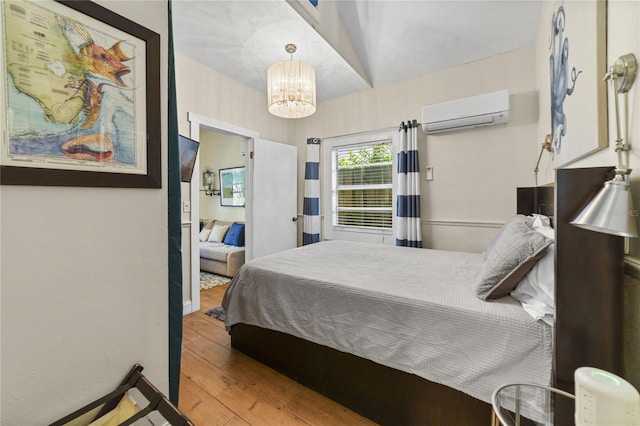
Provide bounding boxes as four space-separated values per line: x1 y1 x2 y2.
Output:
221 167 625 425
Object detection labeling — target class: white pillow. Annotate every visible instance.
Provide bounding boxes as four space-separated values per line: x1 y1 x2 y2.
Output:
207 224 229 243
199 228 212 242
511 243 555 325
531 214 554 240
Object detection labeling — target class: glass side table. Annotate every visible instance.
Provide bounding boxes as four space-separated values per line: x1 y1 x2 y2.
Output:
492 383 575 426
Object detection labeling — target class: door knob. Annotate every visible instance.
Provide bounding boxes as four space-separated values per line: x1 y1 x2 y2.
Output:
292 217 298 222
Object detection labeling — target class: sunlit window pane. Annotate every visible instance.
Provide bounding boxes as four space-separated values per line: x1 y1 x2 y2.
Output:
333 141 393 230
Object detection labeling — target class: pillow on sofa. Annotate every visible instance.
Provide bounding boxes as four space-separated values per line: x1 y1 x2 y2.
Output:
199 227 212 242
208 224 230 243
475 215 552 301
224 222 245 247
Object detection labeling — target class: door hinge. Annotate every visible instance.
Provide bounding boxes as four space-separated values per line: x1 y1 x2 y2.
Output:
250 151 255 159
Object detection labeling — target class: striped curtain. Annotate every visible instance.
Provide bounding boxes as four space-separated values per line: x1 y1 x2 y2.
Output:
303 138 321 245
396 120 422 248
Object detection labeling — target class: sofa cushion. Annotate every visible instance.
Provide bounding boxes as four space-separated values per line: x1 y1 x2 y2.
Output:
200 242 245 262
199 228 212 242
224 223 245 247
202 219 233 230
208 224 230 243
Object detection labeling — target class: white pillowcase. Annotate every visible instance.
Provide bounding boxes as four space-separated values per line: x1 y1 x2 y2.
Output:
511 214 555 325
511 243 555 325
207 224 230 243
199 228 212 242
531 213 554 239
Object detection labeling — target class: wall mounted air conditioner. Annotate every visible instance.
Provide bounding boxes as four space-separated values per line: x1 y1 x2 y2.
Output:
421 89 510 134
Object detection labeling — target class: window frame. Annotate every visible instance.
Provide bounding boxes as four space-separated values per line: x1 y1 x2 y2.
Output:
322 129 398 245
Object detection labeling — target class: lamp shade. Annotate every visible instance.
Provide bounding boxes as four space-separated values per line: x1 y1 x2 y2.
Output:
203 171 214 186
571 175 638 238
267 58 316 119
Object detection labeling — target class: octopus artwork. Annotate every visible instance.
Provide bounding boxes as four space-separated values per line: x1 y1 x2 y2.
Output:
549 4 582 156
3 0 138 167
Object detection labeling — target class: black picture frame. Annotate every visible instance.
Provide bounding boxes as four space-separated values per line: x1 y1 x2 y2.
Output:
219 166 245 207
0 0 161 188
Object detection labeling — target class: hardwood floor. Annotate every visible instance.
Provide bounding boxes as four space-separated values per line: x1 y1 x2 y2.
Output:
179 285 377 426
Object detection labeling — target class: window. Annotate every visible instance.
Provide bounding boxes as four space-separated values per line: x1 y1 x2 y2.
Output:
322 130 397 244
333 142 393 230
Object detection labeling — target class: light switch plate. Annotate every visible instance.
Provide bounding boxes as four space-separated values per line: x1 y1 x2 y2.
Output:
425 166 434 181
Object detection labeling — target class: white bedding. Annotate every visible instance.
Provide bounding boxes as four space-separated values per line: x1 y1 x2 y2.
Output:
222 240 553 404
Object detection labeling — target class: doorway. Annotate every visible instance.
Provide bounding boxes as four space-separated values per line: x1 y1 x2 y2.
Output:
184 112 298 315
185 113 256 315
198 131 247 230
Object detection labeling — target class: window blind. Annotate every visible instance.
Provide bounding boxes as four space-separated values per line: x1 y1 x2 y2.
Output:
333 141 393 230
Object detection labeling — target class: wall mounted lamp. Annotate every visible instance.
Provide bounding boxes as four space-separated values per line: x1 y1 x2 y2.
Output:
571 53 638 238
201 170 220 197
267 43 316 119
534 133 553 187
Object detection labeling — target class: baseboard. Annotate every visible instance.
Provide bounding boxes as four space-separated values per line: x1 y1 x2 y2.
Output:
183 300 192 316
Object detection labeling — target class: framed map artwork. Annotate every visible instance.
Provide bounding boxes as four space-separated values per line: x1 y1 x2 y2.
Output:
0 0 160 187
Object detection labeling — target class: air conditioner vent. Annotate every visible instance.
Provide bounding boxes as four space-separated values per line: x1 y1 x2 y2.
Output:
421 90 509 134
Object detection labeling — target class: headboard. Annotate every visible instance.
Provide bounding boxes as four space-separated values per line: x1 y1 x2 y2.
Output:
520 166 624 423
555 167 624 388
516 185 555 219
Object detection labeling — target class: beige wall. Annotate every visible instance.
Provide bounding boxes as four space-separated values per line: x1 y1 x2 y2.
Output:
199 130 247 223
0 1 169 424
175 52 292 143
295 47 540 252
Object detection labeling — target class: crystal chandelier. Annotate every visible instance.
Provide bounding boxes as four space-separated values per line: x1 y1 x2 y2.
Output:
267 43 316 119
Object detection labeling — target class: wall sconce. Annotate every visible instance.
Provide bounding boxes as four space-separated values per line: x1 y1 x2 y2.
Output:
202 170 218 197
571 53 638 237
534 134 552 187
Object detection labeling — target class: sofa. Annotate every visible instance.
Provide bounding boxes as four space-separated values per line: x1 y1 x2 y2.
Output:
199 219 245 277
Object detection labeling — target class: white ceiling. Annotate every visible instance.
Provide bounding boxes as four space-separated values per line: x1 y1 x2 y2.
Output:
172 0 542 102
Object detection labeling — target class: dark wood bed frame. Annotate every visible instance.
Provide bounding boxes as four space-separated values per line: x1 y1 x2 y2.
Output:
229 167 624 425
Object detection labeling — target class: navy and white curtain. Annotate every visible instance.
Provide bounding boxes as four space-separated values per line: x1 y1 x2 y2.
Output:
303 138 321 245
396 120 422 248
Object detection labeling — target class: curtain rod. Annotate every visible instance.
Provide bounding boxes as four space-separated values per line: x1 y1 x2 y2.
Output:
399 119 420 131
317 120 421 140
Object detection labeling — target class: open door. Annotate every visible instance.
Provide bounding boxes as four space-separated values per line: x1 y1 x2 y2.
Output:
184 112 298 314
247 138 297 260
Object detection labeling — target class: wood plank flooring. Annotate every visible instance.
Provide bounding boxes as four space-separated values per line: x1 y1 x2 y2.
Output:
179 285 377 426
